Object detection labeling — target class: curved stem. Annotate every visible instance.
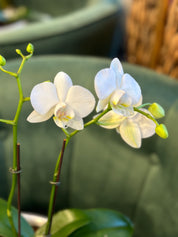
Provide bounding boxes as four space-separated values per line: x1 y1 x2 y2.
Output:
7 75 24 236
5 55 30 236
0 66 17 77
45 107 111 235
134 107 159 126
69 106 111 138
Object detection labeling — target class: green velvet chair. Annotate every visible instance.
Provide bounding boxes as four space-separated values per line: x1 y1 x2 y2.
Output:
0 0 123 59
0 55 178 237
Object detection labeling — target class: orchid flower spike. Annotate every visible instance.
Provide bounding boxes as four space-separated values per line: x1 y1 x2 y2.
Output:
94 58 142 116
27 72 95 130
97 109 156 148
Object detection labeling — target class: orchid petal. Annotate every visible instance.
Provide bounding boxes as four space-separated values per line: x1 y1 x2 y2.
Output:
54 109 84 130
54 102 75 120
54 72 73 102
119 93 133 107
118 119 142 148
121 73 142 106
97 110 124 129
30 82 59 115
112 105 134 117
110 89 125 106
53 117 66 129
110 58 124 87
66 85 95 118
68 115 84 130
96 96 110 112
134 95 143 107
94 68 116 100
27 109 54 123
132 109 156 138
53 103 75 128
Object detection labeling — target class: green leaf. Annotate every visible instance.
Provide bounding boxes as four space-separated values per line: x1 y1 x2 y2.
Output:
36 208 133 237
35 209 91 237
0 198 34 237
70 208 133 237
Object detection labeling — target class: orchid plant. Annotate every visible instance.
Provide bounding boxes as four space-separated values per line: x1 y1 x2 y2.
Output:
0 44 168 237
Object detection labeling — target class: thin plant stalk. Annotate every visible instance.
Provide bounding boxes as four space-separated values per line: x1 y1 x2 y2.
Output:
6 72 24 237
45 139 67 235
17 143 21 237
0 50 33 236
45 107 111 235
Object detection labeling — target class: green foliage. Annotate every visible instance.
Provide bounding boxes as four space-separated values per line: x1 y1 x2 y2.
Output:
36 208 133 237
0 198 34 237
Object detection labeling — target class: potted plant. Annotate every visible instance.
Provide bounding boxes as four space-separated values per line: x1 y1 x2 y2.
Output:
0 44 168 236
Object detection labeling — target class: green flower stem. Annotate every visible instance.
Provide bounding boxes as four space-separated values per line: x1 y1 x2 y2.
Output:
70 105 111 138
134 107 159 126
136 103 151 109
0 66 17 77
0 119 15 125
7 74 24 237
0 53 32 237
45 106 111 235
45 138 69 235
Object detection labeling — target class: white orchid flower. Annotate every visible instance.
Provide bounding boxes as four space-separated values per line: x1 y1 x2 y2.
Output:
94 58 142 116
27 72 96 130
97 109 156 148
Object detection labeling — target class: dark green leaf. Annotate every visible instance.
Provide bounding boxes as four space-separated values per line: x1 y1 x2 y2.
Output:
70 208 133 237
0 198 34 237
36 208 133 237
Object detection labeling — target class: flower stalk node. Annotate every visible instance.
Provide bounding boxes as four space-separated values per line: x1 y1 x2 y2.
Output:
49 181 61 186
9 168 22 174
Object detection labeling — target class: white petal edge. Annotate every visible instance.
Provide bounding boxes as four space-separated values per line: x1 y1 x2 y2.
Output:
94 68 116 100
53 113 84 130
110 89 125 106
121 73 142 106
27 109 54 123
68 115 84 130
54 72 73 102
30 82 59 115
96 97 110 112
66 85 95 118
97 110 124 129
110 58 124 87
132 109 156 138
118 119 142 148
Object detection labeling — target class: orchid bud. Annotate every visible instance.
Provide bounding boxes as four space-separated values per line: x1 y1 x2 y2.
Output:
155 124 168 139
148 103 165 119
26 43 34 54
0 55 6 66
16 49 22 55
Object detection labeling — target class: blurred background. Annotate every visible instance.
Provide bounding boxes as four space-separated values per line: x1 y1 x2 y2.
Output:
0 1 178 237
0 0 177 79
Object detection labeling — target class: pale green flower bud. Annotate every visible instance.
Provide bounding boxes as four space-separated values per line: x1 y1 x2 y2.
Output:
0 55 6 66
148 103 165 119
155 124 168 139
16 49 22 55
26 43 34 54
